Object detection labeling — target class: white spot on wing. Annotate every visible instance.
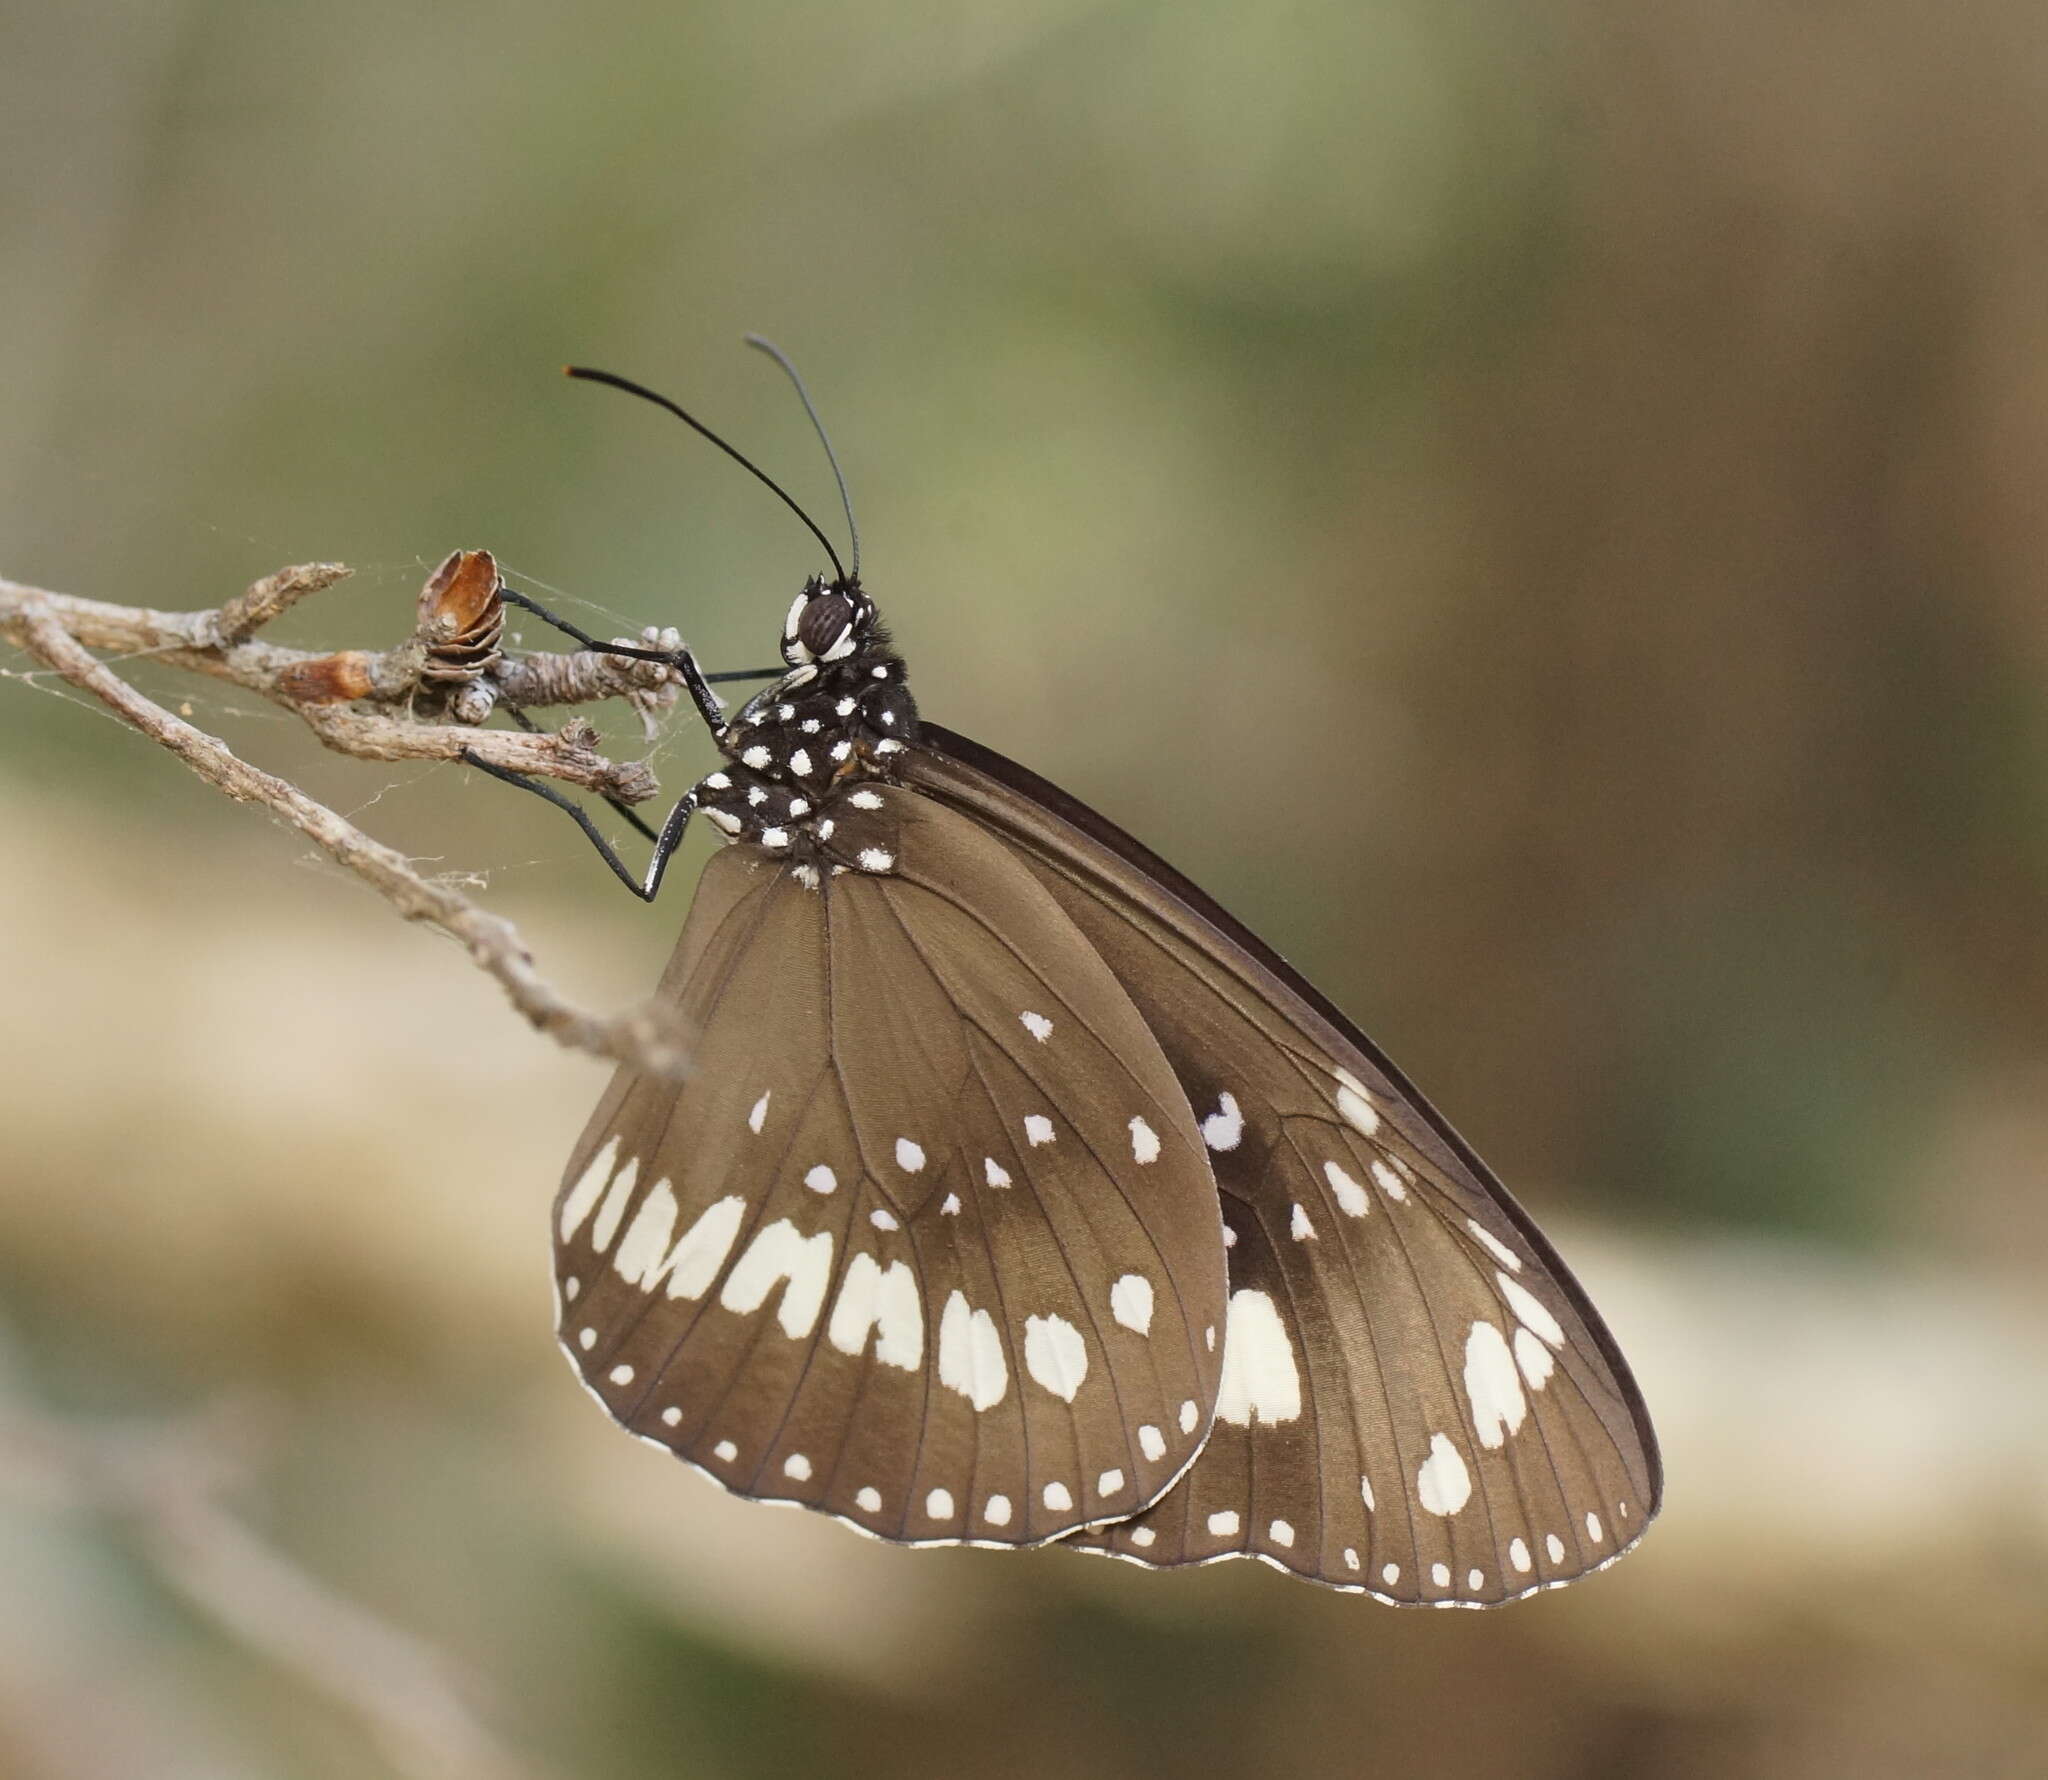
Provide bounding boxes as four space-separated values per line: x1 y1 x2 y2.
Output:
1097 1469 1124 1497
1546 1532 1565 1564
661 1406 681 1427
1431 1562 1451 1588
1344 1548 1359 1570
660 1196 748 1300
589 1157 641 1252
710 1438 736 1463
719 1219 835 1339
742 745 772 770
804 1164 837 1195
1207 1510 1240 1537
827 1253 923 1369
1324 1160 1369 1216
1290 1202 1316 1241
748 1091 771 1134
609 1364 634 1386
564 1277 580 1302
1214 1290 1303 1426
984 1494 1012 1527
941 1193 961 1215
1138 1424 1166 1462
1468 1568 1485 1592
1466 1219 1521 1271
1509 1537 1532 1574
849 789 883 809
1023 1114 1055 1146
1128 1116 1160 1164
706 807 743 835
789 748 812 776
1498 1273 1566 1348
1334 1067 1381 1135
1043 1481 1073 1513
1382 1563 1400 1586
1178 1398 1198 1434
1585 1511 1604 1544
1109 1273 1154 1336
1370 1160 1408 1202
1201 1092 1243 1151
1416 1432 1473 1516
1019 1011 1053 1042
1360 1472 1375 1511
559 1138 618 1240
1023 1314 1088 1402
577 1327 596 1350
869 1209 899 1232
925 1488 953 1520
782 1453 812 1481
613 1178 680 1288
895 1137 925 1173
938 1291 1008 1410
857 1487 882 1513
1514 1325 1556 1392
983 1157 1011 1188
857 848 894 872
1462 1320 1529 1449
1268 1520 1295 1548
1130 1527 1156 1548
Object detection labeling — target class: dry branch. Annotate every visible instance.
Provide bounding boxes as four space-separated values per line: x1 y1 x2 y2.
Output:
0 559 695 1079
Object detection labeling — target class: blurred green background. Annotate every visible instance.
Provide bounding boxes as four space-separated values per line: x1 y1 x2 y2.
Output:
5 3 2047 1777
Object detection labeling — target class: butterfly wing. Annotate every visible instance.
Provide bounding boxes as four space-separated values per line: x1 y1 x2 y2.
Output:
905 727 1660 1604
554 785 1229 1548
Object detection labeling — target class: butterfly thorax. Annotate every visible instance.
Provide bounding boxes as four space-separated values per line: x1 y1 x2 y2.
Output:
692 575 919 886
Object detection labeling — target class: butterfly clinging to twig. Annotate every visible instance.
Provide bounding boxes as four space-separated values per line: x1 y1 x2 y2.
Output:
465 343 1659 1605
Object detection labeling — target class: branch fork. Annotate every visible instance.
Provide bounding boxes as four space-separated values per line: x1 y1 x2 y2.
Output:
1 554 697 1078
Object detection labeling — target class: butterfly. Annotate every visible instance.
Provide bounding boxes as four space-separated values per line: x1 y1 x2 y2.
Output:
471 346 1660 1606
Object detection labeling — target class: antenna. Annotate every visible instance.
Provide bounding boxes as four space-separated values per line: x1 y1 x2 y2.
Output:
564 366 846 583
744 335 861 579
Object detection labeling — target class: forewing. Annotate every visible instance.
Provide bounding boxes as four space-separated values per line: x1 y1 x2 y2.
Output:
907 729 1660 1604
554 789 1228 1548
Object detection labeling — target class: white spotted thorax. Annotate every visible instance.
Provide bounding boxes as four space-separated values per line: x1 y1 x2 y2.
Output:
693 574 915 880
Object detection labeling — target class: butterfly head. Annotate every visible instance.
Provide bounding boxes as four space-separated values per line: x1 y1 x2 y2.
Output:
783 574 874 668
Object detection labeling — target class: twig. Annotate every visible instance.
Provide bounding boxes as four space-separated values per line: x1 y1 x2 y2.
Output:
0 563 693 1078
0 563 675 802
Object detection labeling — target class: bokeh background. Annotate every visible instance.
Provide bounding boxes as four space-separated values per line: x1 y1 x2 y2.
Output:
5 3 2048 1777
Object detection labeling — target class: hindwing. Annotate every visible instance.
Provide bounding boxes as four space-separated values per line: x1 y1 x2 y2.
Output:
554 787 1229 1547
906 729 1661 1604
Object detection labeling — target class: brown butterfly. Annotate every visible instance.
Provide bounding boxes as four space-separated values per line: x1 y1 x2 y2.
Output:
468 348 1659 1605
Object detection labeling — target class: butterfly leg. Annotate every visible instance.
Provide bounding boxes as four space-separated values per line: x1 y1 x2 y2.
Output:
459 747 698 901
499 701 659 843
499 587 779 737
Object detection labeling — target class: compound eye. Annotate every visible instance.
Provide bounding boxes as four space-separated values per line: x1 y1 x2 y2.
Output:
796 591 854 658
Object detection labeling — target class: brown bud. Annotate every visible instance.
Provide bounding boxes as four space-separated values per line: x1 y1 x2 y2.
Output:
277 650 377 704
